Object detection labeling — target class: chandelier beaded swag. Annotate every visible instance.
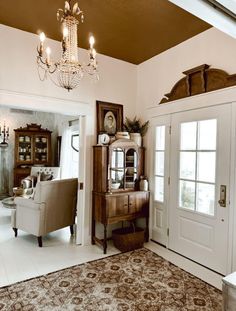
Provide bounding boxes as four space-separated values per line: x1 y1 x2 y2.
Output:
37 0 98 91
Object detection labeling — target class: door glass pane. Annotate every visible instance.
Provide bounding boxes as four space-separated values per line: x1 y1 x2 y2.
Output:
196 183 215 216
198 119 217 150
180 152 196 180
155 176 164 202
155 151 164 176
156 126 165 150
197 152 216 183
179 180 195 210
180 122 197 150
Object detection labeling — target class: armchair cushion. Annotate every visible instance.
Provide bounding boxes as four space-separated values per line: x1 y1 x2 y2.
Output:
14 197 42 210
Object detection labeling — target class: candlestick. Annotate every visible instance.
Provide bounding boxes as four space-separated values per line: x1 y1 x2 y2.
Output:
63 27 69 38
0 122 9 146
39 32 46 57
46 47 51 65
89 36 95 49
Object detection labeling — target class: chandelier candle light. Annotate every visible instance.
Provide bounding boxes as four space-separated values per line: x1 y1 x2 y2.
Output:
37 0 98 91
0 123 9 147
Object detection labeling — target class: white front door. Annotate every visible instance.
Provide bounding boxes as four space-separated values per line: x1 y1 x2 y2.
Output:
169 105 231 275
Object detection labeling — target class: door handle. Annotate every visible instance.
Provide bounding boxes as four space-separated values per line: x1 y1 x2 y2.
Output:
218 185 226 207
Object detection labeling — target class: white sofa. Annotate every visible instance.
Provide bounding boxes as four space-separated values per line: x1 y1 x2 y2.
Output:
12 178 78 247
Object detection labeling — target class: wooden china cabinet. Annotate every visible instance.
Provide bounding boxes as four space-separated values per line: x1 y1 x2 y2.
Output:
92 139 149 254
14 124 52 186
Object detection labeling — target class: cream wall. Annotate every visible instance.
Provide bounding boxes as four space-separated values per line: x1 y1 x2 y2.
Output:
2 23 236 246
137 27 236 202
0 24 137 245
0 24 137 118
136 27 236 272
137 27 236 120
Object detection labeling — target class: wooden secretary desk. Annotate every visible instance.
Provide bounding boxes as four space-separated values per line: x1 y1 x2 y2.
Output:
92 139 149 254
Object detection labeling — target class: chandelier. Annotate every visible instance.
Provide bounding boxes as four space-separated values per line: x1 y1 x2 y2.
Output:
37 0 98 91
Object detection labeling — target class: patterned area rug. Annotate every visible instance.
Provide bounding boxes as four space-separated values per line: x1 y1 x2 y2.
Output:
0 248 222 310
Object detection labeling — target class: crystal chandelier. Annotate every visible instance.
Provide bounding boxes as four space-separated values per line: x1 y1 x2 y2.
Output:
37 0 98 91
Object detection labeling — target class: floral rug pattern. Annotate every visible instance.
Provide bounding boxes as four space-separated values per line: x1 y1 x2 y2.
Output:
0 248 222 310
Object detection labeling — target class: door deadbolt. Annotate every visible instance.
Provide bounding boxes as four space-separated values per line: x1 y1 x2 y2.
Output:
218 185 226 207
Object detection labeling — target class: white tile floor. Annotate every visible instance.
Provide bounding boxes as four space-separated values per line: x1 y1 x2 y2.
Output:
0 203 119 287
0 202 223 290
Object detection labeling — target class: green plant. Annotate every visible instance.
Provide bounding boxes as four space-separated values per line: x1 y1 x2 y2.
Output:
123 117 149 137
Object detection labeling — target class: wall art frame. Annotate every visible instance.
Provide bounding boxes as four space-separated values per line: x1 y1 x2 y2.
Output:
96 101 123 137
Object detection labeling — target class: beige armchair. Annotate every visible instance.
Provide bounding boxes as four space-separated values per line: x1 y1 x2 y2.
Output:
11 178 78 247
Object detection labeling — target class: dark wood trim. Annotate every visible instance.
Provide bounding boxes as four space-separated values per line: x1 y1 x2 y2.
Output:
37 236 42 247
70 225 74 235
13 228 18 237
159 64 236 104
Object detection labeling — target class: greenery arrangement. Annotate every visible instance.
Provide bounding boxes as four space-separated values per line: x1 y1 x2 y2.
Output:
123 117 149 137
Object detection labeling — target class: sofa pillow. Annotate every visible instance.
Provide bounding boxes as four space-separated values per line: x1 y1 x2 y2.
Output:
21 175 37 188
41 172 53 181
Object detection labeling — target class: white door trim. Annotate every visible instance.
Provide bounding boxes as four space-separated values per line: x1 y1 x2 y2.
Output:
0 89 92 116
230 102 236 272
147 86 236 119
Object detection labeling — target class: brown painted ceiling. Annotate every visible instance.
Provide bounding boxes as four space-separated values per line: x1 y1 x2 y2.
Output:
0 0 210 64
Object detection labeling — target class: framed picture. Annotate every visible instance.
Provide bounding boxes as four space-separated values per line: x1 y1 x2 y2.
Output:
96 101 123 136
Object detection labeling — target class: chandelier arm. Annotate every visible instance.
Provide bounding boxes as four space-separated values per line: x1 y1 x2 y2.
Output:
48 64 58 74
37 65 47 82
37 56 58 74
37 56 47 66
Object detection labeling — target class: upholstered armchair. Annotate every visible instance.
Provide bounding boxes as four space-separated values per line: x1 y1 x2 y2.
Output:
12 178 78 247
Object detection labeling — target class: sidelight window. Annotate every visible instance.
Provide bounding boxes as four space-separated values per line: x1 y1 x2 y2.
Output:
154 126 165 202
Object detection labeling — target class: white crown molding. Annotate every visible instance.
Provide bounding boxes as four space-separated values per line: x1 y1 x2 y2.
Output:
0 89 92 116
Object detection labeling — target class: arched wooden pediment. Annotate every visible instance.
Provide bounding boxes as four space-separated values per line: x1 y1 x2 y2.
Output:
160 64 236 104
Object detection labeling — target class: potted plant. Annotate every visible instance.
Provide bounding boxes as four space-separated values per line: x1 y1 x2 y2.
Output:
123 117 149 146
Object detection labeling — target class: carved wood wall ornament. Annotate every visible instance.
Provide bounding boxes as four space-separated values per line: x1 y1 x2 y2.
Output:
160 64 236 104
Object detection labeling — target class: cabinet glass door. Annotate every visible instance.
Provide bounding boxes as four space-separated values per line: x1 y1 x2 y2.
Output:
34 135 48 163
17 135 32 163
110 148 125 190
125 148 138 189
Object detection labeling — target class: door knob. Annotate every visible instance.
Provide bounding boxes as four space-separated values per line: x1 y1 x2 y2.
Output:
218 199 225 206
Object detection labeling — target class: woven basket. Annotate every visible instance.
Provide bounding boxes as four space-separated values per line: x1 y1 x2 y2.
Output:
112 226 144 252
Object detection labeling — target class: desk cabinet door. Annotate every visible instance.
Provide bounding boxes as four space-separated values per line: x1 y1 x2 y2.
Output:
129 192 148 214
107 195 129 217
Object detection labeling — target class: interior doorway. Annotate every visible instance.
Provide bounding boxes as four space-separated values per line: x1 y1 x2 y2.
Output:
0 95 89 247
